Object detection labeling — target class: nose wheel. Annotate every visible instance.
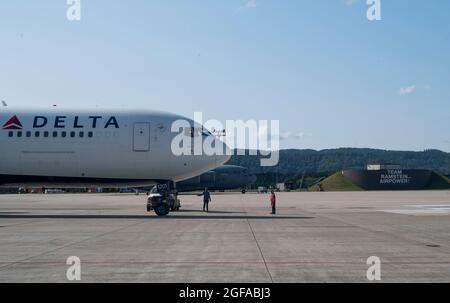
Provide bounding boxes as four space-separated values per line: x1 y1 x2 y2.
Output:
154 203 170 216
146 184 181 216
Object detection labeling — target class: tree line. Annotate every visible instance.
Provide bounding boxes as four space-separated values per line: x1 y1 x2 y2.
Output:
227 148 450 188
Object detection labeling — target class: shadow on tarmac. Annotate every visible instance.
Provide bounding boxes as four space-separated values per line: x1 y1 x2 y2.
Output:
0 212 314 220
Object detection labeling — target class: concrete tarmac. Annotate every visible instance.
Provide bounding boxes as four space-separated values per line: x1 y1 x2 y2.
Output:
0 191 449 282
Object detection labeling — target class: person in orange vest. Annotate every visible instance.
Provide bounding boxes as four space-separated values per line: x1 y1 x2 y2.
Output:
269 190 276 215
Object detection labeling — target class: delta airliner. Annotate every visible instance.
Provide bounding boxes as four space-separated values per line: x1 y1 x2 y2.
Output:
0 108 230 188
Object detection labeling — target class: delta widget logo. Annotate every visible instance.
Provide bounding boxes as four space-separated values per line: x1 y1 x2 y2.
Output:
2 115 23 130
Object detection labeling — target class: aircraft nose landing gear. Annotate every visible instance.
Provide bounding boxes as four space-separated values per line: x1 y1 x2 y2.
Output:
153 202 170 217
146 182 180 216
147 193 173 216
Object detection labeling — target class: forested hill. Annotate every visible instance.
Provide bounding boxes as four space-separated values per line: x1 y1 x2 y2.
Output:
227 148 450 175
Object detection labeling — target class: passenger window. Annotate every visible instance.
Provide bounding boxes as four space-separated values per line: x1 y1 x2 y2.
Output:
44 131 49 138
61 131 67 138
17 132 22 138
26 131 31 138
88 131 93 138
79 132 84 138
70 131 76 138
35 131 40 138
8 131 13 137
53 131 58 138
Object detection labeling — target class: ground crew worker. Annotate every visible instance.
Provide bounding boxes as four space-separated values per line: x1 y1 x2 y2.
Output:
202 188 211 212
269 190 276 215
318 183 324 192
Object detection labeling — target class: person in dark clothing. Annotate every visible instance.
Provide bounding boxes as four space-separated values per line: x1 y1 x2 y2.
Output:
318 183 324 192
202 188 211 212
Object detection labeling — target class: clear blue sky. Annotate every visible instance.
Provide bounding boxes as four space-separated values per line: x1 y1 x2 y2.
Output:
1 0 449 151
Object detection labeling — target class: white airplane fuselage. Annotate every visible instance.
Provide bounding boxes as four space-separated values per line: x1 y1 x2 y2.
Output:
0 108 230 188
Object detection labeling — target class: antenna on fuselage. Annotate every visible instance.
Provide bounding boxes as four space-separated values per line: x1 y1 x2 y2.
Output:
1 100 7 107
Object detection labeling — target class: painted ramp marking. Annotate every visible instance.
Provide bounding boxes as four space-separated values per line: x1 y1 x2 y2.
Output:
378 204 450 216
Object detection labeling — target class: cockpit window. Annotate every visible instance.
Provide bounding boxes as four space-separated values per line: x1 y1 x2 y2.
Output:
184 127 200 137
184 127 213 137
202 128 212 137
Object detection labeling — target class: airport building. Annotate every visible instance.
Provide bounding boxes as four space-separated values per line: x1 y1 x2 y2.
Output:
342 163 434 190
366 162 402 171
